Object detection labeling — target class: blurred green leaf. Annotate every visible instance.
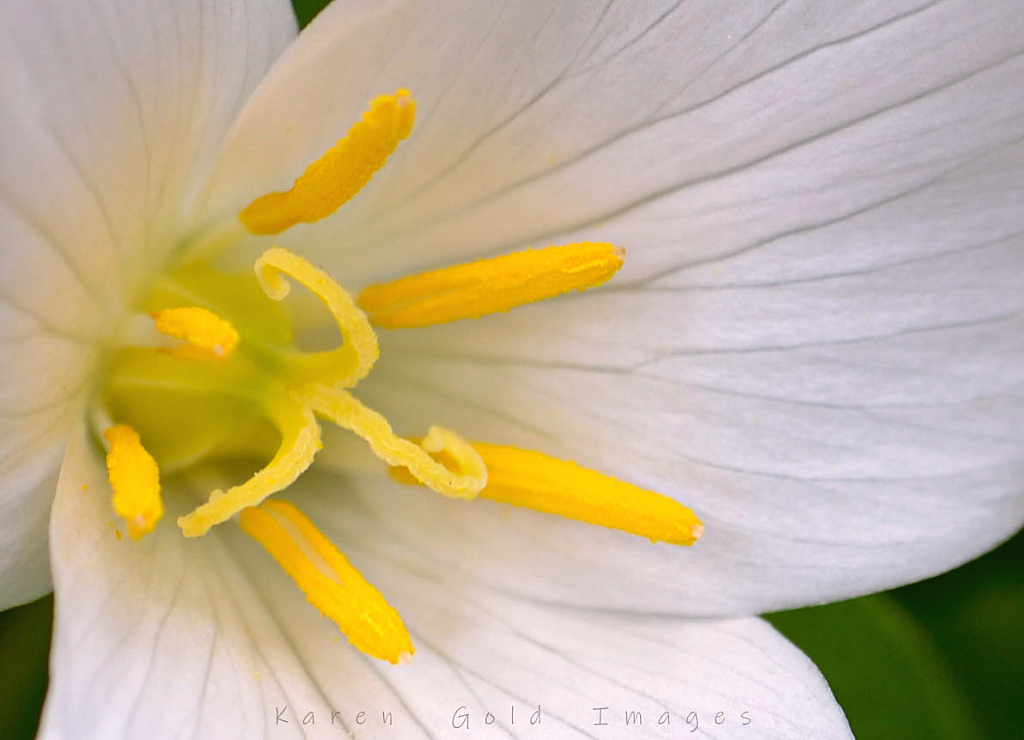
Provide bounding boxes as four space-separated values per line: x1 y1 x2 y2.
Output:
768 594 977 740
893 532 1024 740
0 595 53 740
291 0 332 29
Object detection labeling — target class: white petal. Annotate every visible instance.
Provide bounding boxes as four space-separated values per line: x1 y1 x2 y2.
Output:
0 0 296 323
0 469 58 608
42 429 314 739
0 0 295 606
207 0 760 269
41 432 850 739
0 325 95 609
255 503 854 740
347 280 1024 616
317 277 1024 617
206 0 1023 280
226 0 1024 611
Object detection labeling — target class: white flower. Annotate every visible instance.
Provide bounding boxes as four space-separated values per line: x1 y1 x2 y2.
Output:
2 0 1022 737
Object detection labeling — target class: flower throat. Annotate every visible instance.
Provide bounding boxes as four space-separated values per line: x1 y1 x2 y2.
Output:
95 89 702 664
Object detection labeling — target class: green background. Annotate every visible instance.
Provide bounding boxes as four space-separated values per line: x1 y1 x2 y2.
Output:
3 2 1021 738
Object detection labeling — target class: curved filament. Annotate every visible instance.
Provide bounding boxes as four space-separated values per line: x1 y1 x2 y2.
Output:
294 383 486 500
178 396 322 537
255 247 379 387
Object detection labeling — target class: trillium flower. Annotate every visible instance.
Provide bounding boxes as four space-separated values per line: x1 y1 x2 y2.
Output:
3 0 1022 737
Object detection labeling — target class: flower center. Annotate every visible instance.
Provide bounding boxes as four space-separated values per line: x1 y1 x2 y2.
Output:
92 89 703 665
105 246 488 542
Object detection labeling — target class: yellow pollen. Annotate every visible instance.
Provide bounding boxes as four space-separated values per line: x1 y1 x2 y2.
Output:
357 242 624 329
102 425 164 540
178 399 322 537
240 499 414 664
152 306 239 358
393 443 702 545
293 383 486 500
239 89 416 235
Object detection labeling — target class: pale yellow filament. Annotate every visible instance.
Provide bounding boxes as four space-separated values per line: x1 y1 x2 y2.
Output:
178 398 322 537
255 247 379 387
293 383 486 500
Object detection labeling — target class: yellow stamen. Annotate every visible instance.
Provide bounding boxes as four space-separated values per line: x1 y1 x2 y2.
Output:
240 500 413 664
393 444 702 545
152 306 239 358
102 425 164 540
239 89 416 235
294 383 486 500
255 247 378 387
358 242 624 329
178 398 322 537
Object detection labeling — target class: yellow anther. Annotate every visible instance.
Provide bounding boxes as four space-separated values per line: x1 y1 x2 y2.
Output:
240 500 414 664
178 398 322 537
152 306 239 358
293 383 486 500
102 425 164 540
358 242 624 329
393 444 702 545
240 89 416 235
255 247 378 387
